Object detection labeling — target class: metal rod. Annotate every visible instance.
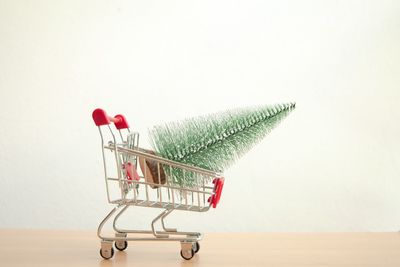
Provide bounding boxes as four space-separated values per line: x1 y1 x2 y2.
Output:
106 146 220 177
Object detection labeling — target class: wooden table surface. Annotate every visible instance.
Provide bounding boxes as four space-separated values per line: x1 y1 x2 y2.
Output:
1 230 400 267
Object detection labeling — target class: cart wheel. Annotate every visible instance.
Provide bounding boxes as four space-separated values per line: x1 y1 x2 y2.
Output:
180 248 195 260
100 247 114 260
115 240 128 251
193 242 200 253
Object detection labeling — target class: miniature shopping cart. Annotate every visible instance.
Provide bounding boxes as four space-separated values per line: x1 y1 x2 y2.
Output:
92 108 224 260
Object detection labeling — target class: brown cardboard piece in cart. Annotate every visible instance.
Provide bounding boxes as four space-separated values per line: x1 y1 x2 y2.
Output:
138 149 166 189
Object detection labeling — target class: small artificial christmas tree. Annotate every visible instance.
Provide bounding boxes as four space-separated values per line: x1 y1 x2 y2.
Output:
149 102 296 188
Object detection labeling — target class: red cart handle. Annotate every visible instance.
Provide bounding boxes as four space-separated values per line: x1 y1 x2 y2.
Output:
208 177 224 208
92 108 129 129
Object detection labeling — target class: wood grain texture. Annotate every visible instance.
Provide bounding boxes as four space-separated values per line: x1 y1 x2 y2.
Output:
1 230 400 267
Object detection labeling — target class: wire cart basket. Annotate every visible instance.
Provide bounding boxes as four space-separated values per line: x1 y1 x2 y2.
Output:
92 108 225 260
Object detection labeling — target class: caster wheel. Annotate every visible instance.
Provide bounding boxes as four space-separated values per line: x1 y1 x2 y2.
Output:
100 247 114 260
115 241 128 251
180 248 195 260
193 242 200 253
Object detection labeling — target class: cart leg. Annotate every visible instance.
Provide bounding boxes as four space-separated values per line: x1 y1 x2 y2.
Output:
161 209 177 232
97 205 123 240
151 209 170 238
112 205 129 233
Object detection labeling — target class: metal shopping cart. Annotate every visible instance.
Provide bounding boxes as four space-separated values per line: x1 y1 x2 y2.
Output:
92 108 225 260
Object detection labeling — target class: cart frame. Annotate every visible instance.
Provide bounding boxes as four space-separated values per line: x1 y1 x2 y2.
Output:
92 108 224 260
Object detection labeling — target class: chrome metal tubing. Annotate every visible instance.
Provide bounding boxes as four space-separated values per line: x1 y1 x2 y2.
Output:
98 204 201 242
160 209 176 232
95 123 221 249
97 205 123 240
112 205 129 233
151 210 170 238
105 146 221 177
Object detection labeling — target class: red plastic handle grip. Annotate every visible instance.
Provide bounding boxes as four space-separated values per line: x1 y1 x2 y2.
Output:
208 177 224 208
114 114 129 130
92 108 129 129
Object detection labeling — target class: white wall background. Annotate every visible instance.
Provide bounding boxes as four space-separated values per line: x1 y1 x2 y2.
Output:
0 0 399 232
